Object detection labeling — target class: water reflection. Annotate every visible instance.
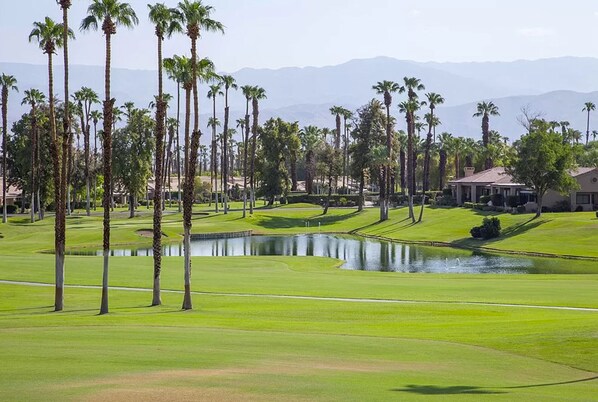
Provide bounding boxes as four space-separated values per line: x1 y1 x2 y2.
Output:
67 234 585 274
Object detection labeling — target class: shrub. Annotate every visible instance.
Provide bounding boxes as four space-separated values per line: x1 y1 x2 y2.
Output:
2 205 17 214
507 195 520 208
490 194 504 207
470 217 501 240
463 202 474 209
596 211 598 219
575 205 584 212
516 205 526 214
279 196 287 205
442 188 453 197
480 195 492 204
339 197 348 206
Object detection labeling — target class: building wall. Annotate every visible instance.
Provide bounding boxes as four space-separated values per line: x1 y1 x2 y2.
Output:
569 170 598 211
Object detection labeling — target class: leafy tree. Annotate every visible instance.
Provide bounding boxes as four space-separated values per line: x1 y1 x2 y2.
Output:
0 74 18 223
256 118 291 205
112 109 154 218
81 0 139 315
507 120 577 218
349 100 386 211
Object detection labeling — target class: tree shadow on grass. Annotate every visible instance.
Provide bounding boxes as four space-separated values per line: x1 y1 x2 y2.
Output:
451 216 549 249
256 210 362 230
393 385 505 395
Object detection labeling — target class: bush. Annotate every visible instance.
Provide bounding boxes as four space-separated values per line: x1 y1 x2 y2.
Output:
506 195 520 208
480 195 492 204
442 188 453 197
463 202 474 209
596 211 598 218
491 194 504 207
338 197 348 206
470 217 501 240
575 205 584 212
2 205 17 214
516 205 526 214
286 193 360 207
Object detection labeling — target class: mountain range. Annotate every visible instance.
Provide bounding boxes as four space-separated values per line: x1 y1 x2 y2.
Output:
3 56 598 141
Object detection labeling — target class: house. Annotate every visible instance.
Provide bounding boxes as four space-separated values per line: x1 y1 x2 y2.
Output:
448 167 598 212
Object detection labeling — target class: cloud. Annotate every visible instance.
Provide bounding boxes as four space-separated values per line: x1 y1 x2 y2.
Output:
517 27 554 38
409 9 421 17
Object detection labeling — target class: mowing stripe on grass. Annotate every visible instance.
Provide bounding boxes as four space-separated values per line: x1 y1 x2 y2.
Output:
2 279 598 312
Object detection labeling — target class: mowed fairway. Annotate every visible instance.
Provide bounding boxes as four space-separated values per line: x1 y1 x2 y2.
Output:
0 207 597 401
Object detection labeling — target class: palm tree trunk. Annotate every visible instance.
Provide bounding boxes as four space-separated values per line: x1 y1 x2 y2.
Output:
223 105 229 214
47 51 64 311
587 111 591 145
176 84 182 213
152 33 165 307
242 101 249 218
249 99 258 214
182 33 200 311
100 29 114 316
30 103 37 224
438 149 447 190
2 87 8 224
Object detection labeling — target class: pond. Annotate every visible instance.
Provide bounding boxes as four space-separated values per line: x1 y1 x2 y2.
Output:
70 234 596 275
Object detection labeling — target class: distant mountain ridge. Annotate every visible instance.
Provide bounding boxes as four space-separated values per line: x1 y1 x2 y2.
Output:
3 56 598 140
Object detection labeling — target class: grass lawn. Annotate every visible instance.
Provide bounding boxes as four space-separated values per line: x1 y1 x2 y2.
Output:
0 206 597 400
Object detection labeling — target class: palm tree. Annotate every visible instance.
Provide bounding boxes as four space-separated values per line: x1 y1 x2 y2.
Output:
473 101 500 170
422 92 444 195
73 87 99 217
373 81 403 221
249 86 266 215
148 3 182 307
29 16 72 311
583 102 596 145
220 75 237 214
22 89 46 223
450 137 466 180
437 132 453 190
399 98 421 223
81 0 139 315
90 109 102 210
207 83 223 212
0 74 18 224
341 109 353 192
240 85 253 217
396 130 407 194
299 125 322 195
178 0 224 310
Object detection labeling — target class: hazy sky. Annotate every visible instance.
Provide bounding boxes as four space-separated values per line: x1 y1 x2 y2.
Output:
2 0 598 72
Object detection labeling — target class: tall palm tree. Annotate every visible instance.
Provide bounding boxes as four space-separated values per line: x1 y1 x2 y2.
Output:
437 132 453 190
207 83 223 212
178 0 223 310
240 85 253 217
583 102 596 145
22 89 46 223
90 109 102 210
473 101 500 170
373 81 403 221
422 92 444 195
249 86 266 215
0 74 18 224
340 109 353 192
399 99 421 223
329 105 345 195
73 87 99 217
29 16 72 311
148 3 182 307
300 125 321 195
220 75 237 214
81 0 139 315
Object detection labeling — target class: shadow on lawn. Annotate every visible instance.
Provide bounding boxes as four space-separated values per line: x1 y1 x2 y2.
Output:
256 210 362 230
394 385 505 395
451 216 549 248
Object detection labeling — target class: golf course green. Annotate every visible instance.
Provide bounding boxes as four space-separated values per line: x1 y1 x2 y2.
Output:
1 205 597 401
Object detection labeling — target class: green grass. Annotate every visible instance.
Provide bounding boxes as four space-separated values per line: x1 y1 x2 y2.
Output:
0 206 597 400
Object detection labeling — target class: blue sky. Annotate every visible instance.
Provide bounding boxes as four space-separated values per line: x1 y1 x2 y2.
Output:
2 0 598 72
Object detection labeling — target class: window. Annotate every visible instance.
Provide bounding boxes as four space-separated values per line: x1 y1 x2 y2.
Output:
577 193 591 205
